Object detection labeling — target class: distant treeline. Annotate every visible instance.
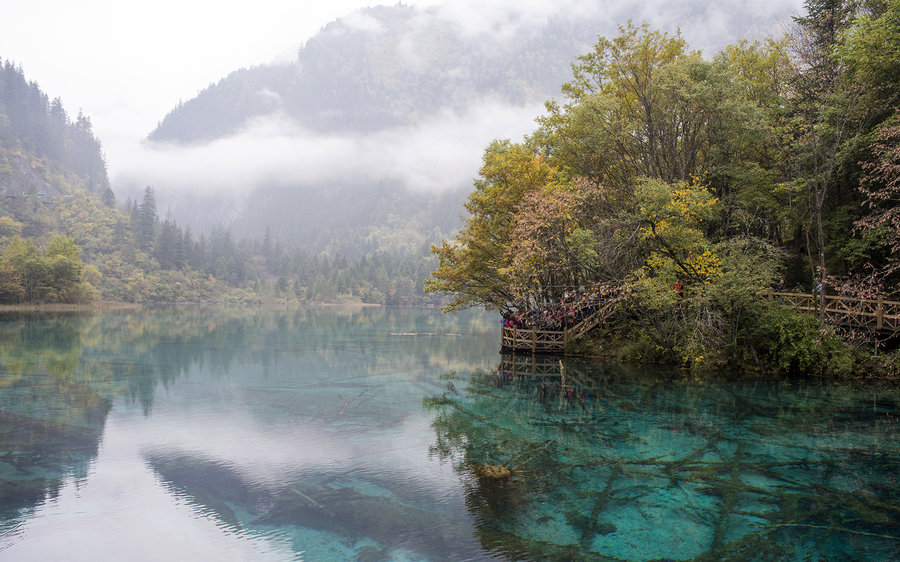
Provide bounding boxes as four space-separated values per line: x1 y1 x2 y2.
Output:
0 181 441 306
112 187 441 305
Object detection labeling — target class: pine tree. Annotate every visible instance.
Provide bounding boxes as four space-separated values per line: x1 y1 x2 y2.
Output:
136 186 158 251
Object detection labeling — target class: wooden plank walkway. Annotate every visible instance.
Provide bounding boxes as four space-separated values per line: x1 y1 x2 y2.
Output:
500 291 900 355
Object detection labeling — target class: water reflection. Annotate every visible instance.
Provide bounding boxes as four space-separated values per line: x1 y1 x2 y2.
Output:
428 353 899 560
0 313 110 530
0 306 498 560
0 308 896 560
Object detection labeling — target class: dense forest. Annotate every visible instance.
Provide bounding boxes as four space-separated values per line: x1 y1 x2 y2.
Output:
428 1 900 376
0 59 442 306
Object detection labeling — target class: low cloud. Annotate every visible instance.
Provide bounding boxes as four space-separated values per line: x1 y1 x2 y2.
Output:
110 0 807 206
424 0 802 50
113 98 544 200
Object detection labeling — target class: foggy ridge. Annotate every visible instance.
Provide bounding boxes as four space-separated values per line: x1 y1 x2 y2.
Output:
147 5 594 143
119 1 799 254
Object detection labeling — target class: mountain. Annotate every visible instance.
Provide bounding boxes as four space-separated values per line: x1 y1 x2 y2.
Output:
130 2 802 256
148 6 596 144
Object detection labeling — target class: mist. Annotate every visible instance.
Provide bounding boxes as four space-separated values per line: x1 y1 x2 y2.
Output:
114 98 543 198
105 0 807 246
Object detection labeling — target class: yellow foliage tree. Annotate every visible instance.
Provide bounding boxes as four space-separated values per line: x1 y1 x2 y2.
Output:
426 140 567 312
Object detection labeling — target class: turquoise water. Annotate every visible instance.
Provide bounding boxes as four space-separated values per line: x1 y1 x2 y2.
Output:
0 306 896 560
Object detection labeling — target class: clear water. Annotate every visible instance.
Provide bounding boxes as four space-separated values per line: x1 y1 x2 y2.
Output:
0 306 896 561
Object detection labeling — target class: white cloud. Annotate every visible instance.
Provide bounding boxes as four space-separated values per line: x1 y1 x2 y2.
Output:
113 98 543 198
341 9 388 33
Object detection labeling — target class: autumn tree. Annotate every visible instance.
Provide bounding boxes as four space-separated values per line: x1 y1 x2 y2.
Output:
426 141 567 312
629 176 782 366
504 180 611 308
0 235 95 304
45 235 84 302
1 236 49 302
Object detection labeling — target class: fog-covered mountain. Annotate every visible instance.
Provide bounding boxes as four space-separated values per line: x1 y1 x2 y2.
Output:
122 1 799 256
149 6 594 143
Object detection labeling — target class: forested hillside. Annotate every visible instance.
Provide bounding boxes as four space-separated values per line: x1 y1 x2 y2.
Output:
428 1 900 376
0 62 113 204
0 60 442 306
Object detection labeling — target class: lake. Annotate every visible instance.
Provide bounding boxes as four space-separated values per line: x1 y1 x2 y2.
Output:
0 306 896 561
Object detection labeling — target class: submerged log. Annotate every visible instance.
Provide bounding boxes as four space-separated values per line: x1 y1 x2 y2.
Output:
473 464 512 479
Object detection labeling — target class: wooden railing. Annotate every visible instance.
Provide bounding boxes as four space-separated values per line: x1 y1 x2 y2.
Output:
500 291 899 355
500 299 619 354
765 291 900 333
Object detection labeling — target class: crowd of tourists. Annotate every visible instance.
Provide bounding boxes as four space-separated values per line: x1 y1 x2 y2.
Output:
502 286 620 331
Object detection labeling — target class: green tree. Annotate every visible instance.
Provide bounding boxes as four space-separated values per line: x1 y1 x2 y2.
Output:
837 0 900 119
1 236 50 302
0 260 24 302
136 186 158 251
45 235 84 302
536 22 689 192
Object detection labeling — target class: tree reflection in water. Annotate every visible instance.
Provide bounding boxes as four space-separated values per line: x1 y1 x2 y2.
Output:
0 307 253 534
0 306 500 559
427 354 899 560
0 309 895 559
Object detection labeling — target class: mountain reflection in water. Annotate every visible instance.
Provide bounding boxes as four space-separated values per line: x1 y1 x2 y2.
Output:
0 307 896 560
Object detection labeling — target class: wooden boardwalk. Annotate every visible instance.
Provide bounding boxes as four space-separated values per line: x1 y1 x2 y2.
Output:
766 291 900 333
500 291 900 355
500 299 618 354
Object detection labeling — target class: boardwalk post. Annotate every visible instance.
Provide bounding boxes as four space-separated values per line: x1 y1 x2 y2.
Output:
532 328 537 353
877 296 884 331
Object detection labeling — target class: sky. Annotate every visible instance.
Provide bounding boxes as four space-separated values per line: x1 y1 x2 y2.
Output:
1 0 805 200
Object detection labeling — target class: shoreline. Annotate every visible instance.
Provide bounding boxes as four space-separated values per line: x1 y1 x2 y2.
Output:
0 302 139 312
0 300 387 312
